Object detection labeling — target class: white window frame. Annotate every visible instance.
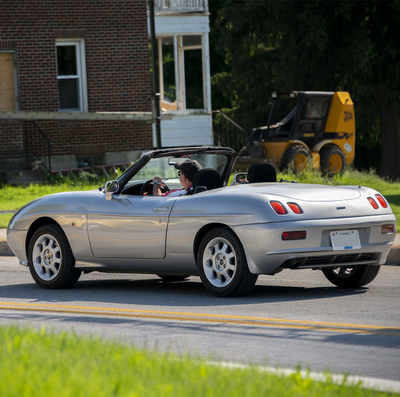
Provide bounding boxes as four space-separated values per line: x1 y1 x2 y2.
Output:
157 33 211 113
56 40 88 112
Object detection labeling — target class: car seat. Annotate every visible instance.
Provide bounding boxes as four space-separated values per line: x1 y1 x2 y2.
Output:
247 162 277 183
192 168 222 193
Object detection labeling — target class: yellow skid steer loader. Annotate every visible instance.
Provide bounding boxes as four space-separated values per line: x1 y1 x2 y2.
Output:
243 91 355 175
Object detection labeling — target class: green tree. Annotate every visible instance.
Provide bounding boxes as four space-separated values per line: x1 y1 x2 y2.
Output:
210 0 400 179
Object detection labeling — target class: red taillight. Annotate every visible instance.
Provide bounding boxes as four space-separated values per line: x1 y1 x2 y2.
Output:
287 202 303 214
375 194 388 208
368 197 379 209
381 224 395 234
270 201 287 215
282 231 307 240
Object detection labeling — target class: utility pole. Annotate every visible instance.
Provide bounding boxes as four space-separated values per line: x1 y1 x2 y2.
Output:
149 0 162 149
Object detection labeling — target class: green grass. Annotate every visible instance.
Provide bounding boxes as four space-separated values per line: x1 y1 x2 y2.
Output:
1 169 399 229
0 325 397 397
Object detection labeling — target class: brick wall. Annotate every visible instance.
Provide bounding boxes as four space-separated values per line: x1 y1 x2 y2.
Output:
0 0 153 167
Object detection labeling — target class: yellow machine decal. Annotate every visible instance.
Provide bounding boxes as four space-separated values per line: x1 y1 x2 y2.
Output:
324 92 355 165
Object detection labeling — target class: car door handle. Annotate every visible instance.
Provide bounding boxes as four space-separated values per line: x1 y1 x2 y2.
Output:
154 207 169 211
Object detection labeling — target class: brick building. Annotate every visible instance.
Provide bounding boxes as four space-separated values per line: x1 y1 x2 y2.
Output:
0 0 212 181
0 0 153 177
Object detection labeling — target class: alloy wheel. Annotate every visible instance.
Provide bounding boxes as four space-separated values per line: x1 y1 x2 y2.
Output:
202 237 237 288
32 233 62 281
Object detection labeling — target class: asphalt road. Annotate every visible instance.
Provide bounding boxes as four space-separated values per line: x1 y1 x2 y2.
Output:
0 256 399 383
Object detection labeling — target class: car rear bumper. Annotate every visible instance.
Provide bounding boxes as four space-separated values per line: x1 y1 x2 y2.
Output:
232 214 396 275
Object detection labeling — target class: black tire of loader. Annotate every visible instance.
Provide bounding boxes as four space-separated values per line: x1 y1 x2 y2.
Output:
320 145 346 176
280 145 311 173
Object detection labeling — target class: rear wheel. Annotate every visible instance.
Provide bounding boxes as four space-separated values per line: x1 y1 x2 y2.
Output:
28 224 81 289
197 227 258 297
281 145 311 173
320 145 346 176
322 265 380 288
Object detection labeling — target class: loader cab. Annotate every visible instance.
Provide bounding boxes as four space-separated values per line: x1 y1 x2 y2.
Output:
265 92 333 146
291 92 333 147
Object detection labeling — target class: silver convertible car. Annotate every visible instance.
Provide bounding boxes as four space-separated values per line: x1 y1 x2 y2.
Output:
7 147 397 296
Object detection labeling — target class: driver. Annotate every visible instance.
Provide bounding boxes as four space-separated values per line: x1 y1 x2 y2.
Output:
152 159 202 197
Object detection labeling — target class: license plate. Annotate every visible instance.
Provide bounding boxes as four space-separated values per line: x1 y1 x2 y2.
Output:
330 230 361 251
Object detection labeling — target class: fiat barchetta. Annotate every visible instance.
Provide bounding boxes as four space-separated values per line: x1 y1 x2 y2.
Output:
7 147 396 296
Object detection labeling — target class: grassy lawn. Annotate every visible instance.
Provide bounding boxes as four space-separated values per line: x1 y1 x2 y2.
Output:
0 169 399 229
0 325 397 397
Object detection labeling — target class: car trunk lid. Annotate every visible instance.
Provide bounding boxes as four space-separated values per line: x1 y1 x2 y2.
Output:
250 183 361 202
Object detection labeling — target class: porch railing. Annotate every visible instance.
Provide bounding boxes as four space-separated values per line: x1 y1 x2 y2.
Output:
24 121 52 173
154 0 208 12
212 110 247 153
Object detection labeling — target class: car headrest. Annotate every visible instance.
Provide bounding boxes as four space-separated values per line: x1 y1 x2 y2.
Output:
247 162 277 183
192 168 222 192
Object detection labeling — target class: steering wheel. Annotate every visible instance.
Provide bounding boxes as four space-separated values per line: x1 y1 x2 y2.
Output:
140 179 170 196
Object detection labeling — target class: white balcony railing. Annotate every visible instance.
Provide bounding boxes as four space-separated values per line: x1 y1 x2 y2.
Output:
154 0 208 13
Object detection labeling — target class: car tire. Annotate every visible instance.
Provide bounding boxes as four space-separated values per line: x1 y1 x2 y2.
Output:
320 145 346 176
157 274 190 282
197 227 258 297
322 265 380 288
281 145 311 173
28 224 81 289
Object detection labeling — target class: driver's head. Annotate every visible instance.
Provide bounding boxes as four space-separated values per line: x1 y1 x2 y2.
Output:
174 159 202 182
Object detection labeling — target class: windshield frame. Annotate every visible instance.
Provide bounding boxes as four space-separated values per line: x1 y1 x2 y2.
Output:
116 146 237 193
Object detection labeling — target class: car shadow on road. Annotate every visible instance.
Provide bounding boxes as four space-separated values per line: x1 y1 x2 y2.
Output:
0 275 369 308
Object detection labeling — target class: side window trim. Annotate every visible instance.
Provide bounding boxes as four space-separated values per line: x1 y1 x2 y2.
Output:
55 39 88 112
157 34 210 113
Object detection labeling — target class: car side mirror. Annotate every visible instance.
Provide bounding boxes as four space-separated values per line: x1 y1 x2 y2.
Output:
104 180 119 201
231 173 248 185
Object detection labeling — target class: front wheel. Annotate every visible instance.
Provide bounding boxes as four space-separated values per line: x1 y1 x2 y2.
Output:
322 265 380 288
28 224 81 289
197 228 258 297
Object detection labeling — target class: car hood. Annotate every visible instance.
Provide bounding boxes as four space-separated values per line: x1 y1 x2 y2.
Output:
8 190 102 230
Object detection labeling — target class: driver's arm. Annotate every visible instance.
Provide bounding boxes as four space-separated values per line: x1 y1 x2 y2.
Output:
152 176 163 196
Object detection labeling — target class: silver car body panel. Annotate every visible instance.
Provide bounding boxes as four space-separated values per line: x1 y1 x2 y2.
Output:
87 194 176 259
7 191 99 263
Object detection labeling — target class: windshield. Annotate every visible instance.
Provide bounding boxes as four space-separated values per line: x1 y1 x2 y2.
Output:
127 153 228 187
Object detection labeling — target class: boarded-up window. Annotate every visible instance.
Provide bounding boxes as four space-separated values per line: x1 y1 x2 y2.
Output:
0 52 16 111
